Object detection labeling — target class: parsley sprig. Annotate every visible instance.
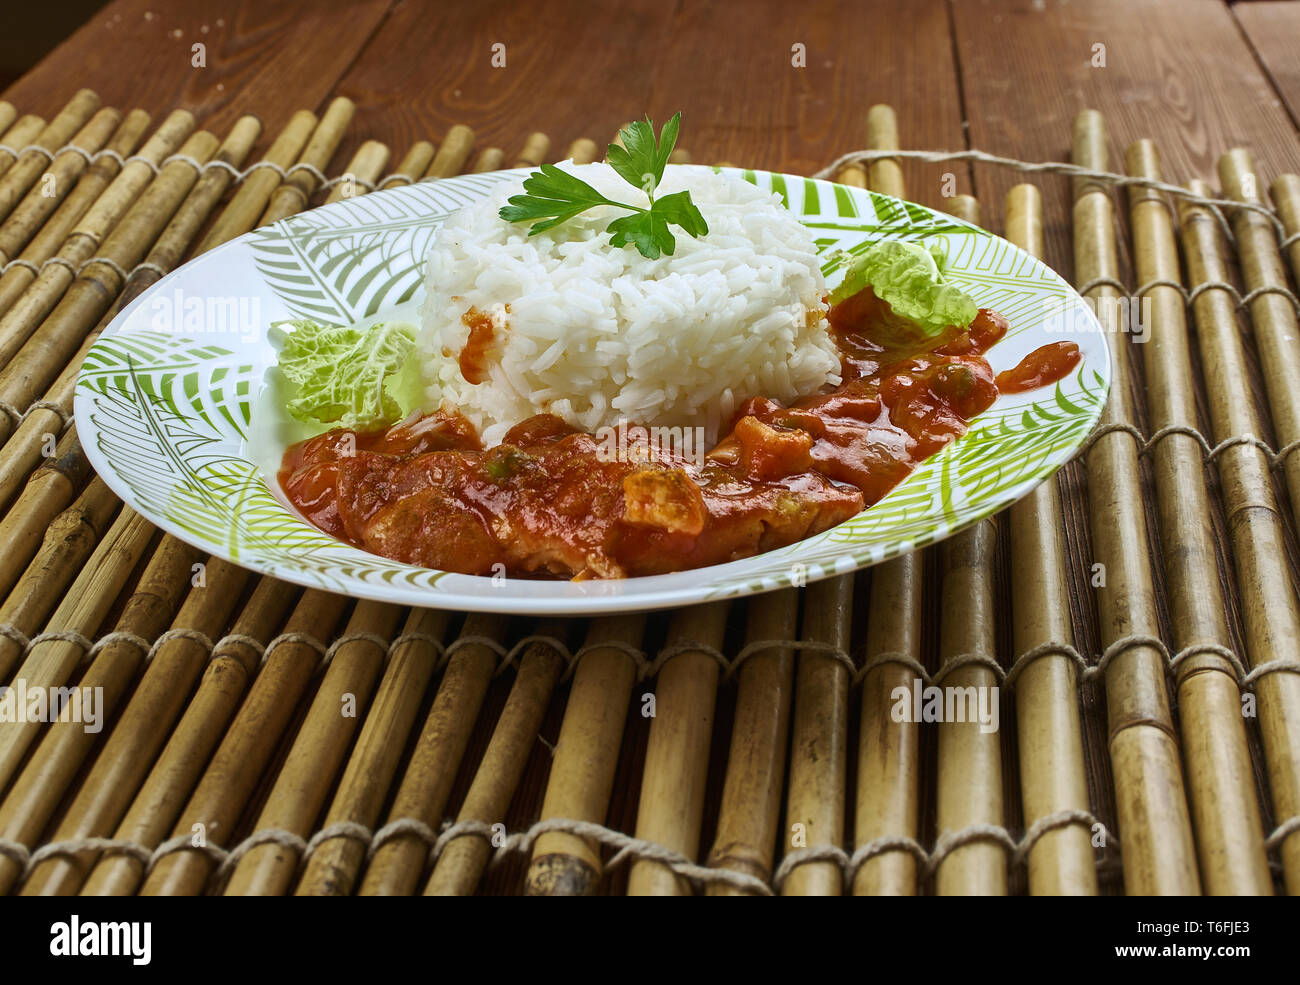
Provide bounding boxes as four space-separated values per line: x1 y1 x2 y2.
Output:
498 113 708 259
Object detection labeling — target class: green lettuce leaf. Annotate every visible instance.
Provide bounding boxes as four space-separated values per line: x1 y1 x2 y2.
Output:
829 240 977 336
270 318 418 430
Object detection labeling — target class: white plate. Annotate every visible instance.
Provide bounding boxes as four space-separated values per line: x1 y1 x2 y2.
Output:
75 167 1109 614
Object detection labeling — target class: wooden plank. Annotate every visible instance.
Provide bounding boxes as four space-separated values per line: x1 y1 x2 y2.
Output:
0 0 393 148
330 0 676 167
1235 1 1300 128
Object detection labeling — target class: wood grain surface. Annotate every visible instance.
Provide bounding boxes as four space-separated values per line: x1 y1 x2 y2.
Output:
1 0 392 160
1235 1 1300 129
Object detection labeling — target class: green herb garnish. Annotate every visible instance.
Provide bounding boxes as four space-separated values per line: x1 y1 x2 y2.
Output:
498 113 708 260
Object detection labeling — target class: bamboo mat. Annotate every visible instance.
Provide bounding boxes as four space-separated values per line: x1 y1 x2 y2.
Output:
0 90 1297 896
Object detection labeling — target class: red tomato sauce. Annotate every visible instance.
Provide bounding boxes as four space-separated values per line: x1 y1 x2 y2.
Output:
280 289 1081 579
995 340 1081 393
455 305 501 385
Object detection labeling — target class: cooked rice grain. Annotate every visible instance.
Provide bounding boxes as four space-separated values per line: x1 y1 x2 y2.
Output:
417 163 840 446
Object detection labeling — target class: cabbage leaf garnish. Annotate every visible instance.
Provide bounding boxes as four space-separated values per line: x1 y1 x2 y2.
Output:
830 240 978 337
270 318 420 430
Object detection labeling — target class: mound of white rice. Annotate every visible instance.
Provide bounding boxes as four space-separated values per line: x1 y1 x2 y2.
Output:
416 163 841 446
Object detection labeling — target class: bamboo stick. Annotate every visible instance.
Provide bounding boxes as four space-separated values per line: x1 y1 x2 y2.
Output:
138 589 348 896
524 614 648 895
120 114 261 278
932 517 1005 895
0 477 120 685
946 194 979 225
627 602 728 895
0 109 150 319
0 103 16 145
882 200 1006 888
1000 185 1099 895
1220 150 1300 533
223 600 403 895
18 558 251 895
0 109 239 540
1124 141 1272 893
0 508 155 795
424 125 474 179
78 578 303 896
513 132 550 169
781 575 852 896
852 556 923 895
258 97 354 225
323 139 389 204
1272 173 1300 283
387 141 435 185
0 108 145 281
0 115 48 179
0 124 215 417
0 112 43 141
705 591 797 895
0 361 90 515
195 109 315 254
0 535 206 895
423 624 568 896
835 162 866 188
471 148 505 173
359 613 510 895
1071 109 1199 894
0 89 99 225
0 107 121 266
0 428 91 583
296 608 452 896
1184 178 1300 894
75 126 219 278
566 138 598 165
865 105 904 198
0 111 199 435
